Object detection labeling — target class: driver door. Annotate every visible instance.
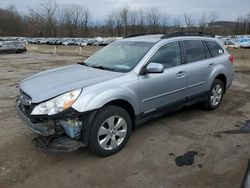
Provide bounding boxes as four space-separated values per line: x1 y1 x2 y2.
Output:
139 41 187 115
0 44 9 54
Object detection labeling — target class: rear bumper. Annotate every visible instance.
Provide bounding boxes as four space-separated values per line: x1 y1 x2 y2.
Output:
16 100 54 136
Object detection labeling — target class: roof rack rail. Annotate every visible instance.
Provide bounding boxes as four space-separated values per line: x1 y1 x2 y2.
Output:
123 33 164 38
161 32 215 39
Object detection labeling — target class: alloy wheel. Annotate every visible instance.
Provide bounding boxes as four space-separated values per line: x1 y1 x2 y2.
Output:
97 116 127 150
210 84 223 107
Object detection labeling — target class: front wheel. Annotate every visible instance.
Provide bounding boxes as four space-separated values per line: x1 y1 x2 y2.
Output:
88 105 132 157
204 79 224 110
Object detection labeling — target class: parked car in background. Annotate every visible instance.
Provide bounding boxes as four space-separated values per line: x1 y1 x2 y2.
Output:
0 41 27 54
80 40 88 47
38 38 47 45
46 38 58 45
239 38 250 48
56 39 63 45
86 39 95 45
224 40 240 49
62 39 76 45
99 38 116 46
92 37 104 46
16 32 234 156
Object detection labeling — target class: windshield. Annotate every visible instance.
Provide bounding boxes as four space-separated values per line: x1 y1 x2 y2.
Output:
84 41 154 72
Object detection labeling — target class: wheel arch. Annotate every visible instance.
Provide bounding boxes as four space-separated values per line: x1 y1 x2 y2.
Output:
214 74 227 92
103 99 136 129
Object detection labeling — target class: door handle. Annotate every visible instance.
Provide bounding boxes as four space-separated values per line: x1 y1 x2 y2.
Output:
176 71 187 78
208 63 215 68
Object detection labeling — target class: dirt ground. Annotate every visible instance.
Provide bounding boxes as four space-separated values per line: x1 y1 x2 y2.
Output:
0 47 250 188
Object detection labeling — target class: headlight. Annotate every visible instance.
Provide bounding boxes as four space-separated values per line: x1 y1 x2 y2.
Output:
31 89 82 115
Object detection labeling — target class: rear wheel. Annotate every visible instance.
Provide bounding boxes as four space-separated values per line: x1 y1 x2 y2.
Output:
204 79 224 110
16 49 22 53
88 105 132 157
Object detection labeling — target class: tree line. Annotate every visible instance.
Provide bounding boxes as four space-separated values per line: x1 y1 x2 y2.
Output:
0 0 249 37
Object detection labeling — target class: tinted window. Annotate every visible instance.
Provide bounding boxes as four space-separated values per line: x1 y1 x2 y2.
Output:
206 41 224 57
183 40 206 63
148 42 182 68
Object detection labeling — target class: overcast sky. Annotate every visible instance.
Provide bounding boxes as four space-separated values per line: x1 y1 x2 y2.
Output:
0 0 249 24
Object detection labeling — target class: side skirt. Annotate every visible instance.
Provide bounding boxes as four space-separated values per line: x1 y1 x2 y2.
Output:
134 91 209 127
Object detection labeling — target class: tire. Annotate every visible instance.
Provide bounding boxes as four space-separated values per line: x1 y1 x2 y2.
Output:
16 49 22 53
88 105 132 157
204 79 224 110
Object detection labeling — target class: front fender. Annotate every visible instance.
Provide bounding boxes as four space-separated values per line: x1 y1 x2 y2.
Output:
72 86 140 115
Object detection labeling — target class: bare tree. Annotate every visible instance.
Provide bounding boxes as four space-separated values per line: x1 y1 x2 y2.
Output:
137 9 145 33
245 11 250 34
114 10 122 36
173 17 181 31
61 6 74 36
80 8 91 37
29 0 58 36
119 5 130 36
184 13 193 31
105 13 115 36
199 13 207 32
161 14 170 33
129 10 138 34
146 7 161 32
0 3 249 38
207 11 218 34
234 15 244 35
0 5 25 36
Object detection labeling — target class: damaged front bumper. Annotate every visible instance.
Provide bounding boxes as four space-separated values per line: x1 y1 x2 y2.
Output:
32 135 86 152
16 99 56 136
16 98 87 152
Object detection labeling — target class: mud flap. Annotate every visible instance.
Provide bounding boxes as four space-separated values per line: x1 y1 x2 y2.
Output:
32 135 86 152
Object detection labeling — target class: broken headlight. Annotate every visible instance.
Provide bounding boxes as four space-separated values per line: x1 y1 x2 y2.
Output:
31 89 82 115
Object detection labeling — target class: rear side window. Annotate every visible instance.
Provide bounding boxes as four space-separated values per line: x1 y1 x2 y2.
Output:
183 40 206 63
206 41 224 57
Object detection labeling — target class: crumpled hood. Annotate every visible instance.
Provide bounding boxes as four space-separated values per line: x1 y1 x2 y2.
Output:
19 64 123 103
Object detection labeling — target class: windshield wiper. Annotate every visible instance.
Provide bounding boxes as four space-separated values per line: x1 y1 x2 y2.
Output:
91 65 114 71
92 65 105 70
77 61 89 66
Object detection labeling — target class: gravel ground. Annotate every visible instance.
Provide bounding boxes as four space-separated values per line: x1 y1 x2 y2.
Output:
0 51 249 188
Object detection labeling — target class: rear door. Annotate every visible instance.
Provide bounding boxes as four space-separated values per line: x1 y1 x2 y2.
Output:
182 40 213 100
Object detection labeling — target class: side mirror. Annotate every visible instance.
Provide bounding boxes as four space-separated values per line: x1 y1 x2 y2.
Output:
145 62 164 74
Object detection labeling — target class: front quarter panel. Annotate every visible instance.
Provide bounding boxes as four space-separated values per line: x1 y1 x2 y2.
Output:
72 73 140 115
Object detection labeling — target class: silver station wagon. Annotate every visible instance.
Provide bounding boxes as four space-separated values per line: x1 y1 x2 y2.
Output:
16 32 234 156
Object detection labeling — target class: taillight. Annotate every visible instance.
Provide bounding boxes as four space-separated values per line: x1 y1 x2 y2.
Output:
229 55 234 63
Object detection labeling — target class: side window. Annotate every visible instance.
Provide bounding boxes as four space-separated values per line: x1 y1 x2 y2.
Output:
206 41 224 57
183 40 206 63
148 42 182 68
